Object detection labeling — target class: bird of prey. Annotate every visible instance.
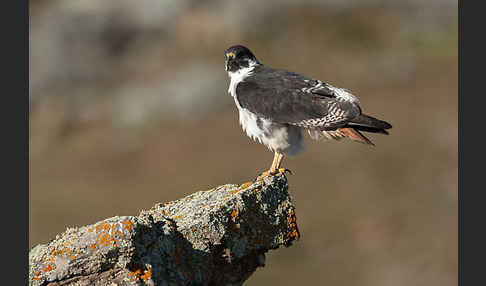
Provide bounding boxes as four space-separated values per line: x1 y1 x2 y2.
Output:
224 45 392 177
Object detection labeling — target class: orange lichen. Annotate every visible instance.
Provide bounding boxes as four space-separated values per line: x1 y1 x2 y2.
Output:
50 246 74 261
38 219 136 276
286 208 300 242
94 222 105 232
122 220 133 231
43 265 53 272
35 271 41 277
230 209 238 219
240 182 252 188
225 248 233 263
33 277 41 281
172 214 184 220
141 269 152 280
98 233 110 245
128 268 144 282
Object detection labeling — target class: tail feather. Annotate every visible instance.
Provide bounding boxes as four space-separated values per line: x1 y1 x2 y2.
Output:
348 114 392 130
348 125 389 135
337 127 375 146
307 114 391 145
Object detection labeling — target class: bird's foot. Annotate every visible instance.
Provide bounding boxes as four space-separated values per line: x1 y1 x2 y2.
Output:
254 168 292 182
255 171 271 181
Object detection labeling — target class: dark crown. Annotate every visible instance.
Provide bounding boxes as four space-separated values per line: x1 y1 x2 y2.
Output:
225 45 256 60
224 45 259 72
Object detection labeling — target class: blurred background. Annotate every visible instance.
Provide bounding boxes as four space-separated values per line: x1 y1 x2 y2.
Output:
29 0 457 285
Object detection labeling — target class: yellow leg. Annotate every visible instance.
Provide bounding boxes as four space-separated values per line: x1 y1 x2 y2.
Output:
269 152 284 174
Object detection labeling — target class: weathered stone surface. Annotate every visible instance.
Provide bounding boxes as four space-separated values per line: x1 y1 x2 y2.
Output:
29 174 299 286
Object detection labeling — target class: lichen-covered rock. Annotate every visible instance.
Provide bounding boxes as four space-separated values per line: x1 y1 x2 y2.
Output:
29 174 299 286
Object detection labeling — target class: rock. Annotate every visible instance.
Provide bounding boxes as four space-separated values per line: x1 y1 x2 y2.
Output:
29 174 299 286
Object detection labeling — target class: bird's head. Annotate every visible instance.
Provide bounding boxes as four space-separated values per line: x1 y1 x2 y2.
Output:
225 45 260 73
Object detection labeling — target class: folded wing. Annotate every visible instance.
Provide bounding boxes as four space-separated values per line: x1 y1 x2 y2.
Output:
235 66 362 130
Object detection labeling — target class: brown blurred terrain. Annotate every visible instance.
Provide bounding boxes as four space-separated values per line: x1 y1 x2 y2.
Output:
30 1 457 285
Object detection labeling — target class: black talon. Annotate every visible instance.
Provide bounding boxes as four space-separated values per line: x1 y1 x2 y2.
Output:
283 168 292 175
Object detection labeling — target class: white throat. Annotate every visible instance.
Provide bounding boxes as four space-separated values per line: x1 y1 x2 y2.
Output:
227 60 258 97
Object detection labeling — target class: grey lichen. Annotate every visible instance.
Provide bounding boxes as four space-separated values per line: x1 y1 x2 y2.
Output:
29 174 299 286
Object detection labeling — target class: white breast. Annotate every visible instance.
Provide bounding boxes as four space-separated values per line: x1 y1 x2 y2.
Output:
227 64 265 142
238 108 267 143
227 65 255 101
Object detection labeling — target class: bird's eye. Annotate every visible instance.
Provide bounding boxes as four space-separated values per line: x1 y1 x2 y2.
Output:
227 52 235 59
